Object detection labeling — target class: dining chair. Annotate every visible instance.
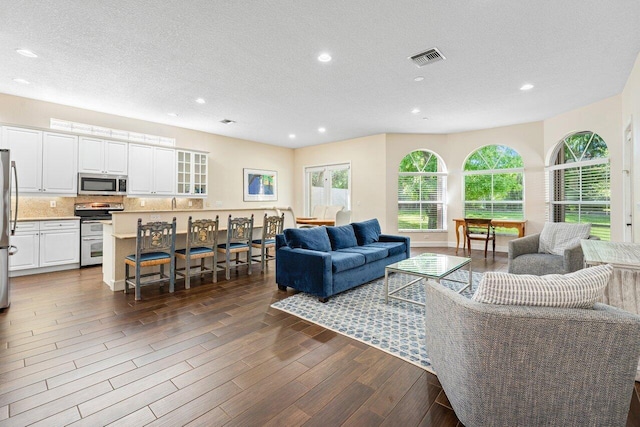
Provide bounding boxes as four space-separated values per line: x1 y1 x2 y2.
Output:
335 209 352 226
175 216 223 288
217 214 254 280
464 218 495 258
125 217 176 300
251 213 285 272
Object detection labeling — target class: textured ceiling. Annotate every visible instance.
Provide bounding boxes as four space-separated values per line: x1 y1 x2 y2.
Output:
1 1 639 148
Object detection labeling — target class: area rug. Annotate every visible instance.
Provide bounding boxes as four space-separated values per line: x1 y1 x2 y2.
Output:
271 270 483 373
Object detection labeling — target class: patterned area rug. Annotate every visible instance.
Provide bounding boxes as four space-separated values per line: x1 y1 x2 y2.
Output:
271 270 483 373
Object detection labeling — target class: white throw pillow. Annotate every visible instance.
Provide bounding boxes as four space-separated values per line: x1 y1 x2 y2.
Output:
472 264 612 308
538 222 591 256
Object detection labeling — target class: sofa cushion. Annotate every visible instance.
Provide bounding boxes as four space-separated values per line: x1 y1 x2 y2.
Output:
338 245 389 263
326 225 358 250
330 251 366 273
352 219 381 246
284 227 332 252
368 241 406 257
472 264 612 308
538 222 591 256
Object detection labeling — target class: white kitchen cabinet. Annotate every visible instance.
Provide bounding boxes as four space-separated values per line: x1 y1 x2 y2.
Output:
1 126 77 195
42 132 78 194
9 220 80 273
1 127 42 193
9 222 39 271
176 150 208 197
79 137 128 174
40 222 80 267
128 144 175 195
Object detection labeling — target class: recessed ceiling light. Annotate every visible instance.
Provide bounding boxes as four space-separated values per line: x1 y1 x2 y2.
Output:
411 108 420 114
414 76 424 82
317 53 332 62
15 49 37 58
422 117 429 120
220 119 235 125
195 98 206 104
167 112 178 117
520 83 534 91
289 134 296 139
12 78 30 85
318 127 326 133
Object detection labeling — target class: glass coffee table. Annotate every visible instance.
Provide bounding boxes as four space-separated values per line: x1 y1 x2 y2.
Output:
384 253 472 306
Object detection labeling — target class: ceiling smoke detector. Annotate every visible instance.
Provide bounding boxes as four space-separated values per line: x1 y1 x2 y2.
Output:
409 47 446 67
220 119 235 124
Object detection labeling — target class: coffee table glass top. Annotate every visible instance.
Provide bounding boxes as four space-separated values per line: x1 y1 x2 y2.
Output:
386 253 471 279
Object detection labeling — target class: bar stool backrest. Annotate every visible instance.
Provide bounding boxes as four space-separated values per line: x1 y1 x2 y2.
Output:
262 213 284 240
187 216 219 249
227 214 254 244
136 219 176 255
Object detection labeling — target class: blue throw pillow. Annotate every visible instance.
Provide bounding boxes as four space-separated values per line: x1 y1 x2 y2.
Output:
284 227 332 252
326 225 358 250
352 219 381 245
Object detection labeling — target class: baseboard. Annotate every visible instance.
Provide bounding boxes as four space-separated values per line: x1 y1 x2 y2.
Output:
9 263 80 277
410 241 507 253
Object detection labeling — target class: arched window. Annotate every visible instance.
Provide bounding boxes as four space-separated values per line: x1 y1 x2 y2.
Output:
463 145 524 224
549 131 610 240
398 150 447 231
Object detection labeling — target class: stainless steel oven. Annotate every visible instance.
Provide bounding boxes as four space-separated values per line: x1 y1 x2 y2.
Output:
74 203 124 267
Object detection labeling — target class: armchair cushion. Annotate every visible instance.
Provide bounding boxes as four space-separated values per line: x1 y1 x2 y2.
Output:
284 226 332 252
473 264 612 308
352 218 381 245
326 225 358 250
539 222 591 256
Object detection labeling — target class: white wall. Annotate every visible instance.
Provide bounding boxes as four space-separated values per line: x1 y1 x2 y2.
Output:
622 53 640 242
0 93 294 209
292 134 387 226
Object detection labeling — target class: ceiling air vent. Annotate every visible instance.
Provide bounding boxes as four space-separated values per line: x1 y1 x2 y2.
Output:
409 47 445 67
220 119 235 125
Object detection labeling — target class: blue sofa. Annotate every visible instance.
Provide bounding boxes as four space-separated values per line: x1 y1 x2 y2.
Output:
276 219 410 302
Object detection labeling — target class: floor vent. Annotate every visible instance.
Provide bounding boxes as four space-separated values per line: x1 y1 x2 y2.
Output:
409 48 446 67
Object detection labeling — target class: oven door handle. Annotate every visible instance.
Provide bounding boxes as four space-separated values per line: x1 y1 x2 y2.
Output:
82 237 103 241
81 220 104 224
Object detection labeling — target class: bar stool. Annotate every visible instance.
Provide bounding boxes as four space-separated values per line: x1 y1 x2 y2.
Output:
124 218 176 301
217 214 254 280
251 213 284 272
175 216 223 288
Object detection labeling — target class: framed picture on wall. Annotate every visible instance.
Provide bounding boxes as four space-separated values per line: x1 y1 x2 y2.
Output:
243 168 278 201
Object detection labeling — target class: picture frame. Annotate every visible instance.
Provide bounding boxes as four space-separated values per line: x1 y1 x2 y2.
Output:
243 168 277 201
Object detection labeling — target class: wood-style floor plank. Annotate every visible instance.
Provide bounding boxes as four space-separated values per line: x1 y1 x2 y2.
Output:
0 247 637 426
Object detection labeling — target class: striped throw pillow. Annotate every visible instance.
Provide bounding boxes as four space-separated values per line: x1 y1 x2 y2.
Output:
472 264 612 308
538 222 591 255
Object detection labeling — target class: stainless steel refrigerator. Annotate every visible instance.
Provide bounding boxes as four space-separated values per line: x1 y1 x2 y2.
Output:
1 149 18 309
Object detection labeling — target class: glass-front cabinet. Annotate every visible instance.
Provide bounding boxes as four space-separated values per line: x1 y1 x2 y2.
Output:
176 150 207 196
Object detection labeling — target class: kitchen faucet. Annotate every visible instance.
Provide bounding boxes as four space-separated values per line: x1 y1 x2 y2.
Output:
171 197 177 210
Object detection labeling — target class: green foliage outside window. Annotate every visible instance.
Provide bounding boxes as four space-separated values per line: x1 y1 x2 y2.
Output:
464 145 524 222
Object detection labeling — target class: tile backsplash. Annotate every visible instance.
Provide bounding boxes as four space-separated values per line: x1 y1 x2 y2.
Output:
15 196 203 218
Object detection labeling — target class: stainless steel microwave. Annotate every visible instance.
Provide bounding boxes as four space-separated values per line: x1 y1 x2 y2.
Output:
78 173 128 195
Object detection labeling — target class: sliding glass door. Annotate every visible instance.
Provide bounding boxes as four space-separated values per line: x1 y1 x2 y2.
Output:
305 163 350 215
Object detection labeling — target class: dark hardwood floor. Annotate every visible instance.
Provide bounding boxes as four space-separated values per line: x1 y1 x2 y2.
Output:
1 247 639 426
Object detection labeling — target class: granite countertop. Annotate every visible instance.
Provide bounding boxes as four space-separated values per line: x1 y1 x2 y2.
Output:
17 216 81 222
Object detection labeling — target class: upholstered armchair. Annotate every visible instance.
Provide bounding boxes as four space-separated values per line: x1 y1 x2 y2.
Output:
508 222 598 275
424 280 640 427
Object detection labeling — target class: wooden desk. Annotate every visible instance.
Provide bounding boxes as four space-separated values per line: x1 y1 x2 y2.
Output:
453 218 526 253
296 218 335 226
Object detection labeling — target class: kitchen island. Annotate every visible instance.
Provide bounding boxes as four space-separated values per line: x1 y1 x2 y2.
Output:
102 207 295 291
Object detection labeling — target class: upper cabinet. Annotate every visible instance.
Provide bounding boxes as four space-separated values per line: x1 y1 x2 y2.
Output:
1 126 78 194
78 137 128 175
176 150 208 197
128 144 175 195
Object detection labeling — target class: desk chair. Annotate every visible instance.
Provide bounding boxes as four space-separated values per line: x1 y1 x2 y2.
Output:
175 216 223 288
465 218 495 258
252 213 284 272
125 218 176 301
217 214 254 280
